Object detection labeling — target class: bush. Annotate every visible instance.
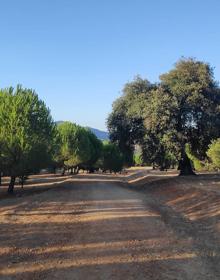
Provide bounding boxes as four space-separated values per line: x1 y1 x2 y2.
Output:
207 139 220 169
101 142 123 173
186 144 206 171
133 152 144 166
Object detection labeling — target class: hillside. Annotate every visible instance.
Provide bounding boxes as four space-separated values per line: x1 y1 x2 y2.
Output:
87 127 109 141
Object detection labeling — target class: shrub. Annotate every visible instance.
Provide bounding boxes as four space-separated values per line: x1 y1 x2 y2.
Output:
102 142 123 173
207 139 220 169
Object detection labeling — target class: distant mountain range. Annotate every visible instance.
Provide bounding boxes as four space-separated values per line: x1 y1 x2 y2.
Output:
56 121 109 141
88 127 109 140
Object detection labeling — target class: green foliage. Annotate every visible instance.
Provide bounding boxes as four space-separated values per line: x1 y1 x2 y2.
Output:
133 152 144 166
108 58 220 174
207 139 220 169
107 97 134 166
57 122 91 168
107 77 153 166
84 129 103 168
159 58 220 158
101 142 123 173
185 144 206 171
0 85 55 192
57 122 103 172
49 126 64 171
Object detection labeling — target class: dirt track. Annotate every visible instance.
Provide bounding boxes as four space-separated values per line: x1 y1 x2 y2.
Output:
0 172 220 279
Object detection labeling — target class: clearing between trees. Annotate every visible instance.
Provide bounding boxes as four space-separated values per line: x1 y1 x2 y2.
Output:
0 169 220 280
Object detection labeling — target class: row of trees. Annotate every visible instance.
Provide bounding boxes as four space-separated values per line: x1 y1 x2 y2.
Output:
107 58 220 174
0 86 123 194
1 58 219 193
52 122 123 175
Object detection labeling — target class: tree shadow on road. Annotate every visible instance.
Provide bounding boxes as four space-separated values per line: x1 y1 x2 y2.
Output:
0 174 220 279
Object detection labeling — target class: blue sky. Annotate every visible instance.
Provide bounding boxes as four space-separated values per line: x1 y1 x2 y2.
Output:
1 0 220 130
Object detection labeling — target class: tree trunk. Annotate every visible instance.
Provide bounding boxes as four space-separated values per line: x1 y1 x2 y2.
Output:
8 176 16 194
21 179 24 189
0 172 1 186
178 150 195 176
75 166 79 174
21 175 24 189
62 167 65 176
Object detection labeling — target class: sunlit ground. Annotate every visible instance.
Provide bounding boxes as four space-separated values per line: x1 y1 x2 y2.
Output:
0 171 219 279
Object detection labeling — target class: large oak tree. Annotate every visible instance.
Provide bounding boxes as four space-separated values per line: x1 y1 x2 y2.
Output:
108 58 220 175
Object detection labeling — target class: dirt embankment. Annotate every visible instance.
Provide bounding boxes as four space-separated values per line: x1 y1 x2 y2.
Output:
131 174 220 273
0 170 219 279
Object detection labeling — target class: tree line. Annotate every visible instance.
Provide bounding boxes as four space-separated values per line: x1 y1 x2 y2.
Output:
1 58 220 193
107 58 220 174
0 86 123 193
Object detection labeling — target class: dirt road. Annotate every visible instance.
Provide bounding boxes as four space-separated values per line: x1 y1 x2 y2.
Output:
0 174 220 279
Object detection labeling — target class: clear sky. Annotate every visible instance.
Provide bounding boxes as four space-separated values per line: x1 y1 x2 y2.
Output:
1 0 220 130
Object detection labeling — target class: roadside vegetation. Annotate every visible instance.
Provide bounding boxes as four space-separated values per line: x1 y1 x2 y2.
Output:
0 58 220 194
0 87 123 193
